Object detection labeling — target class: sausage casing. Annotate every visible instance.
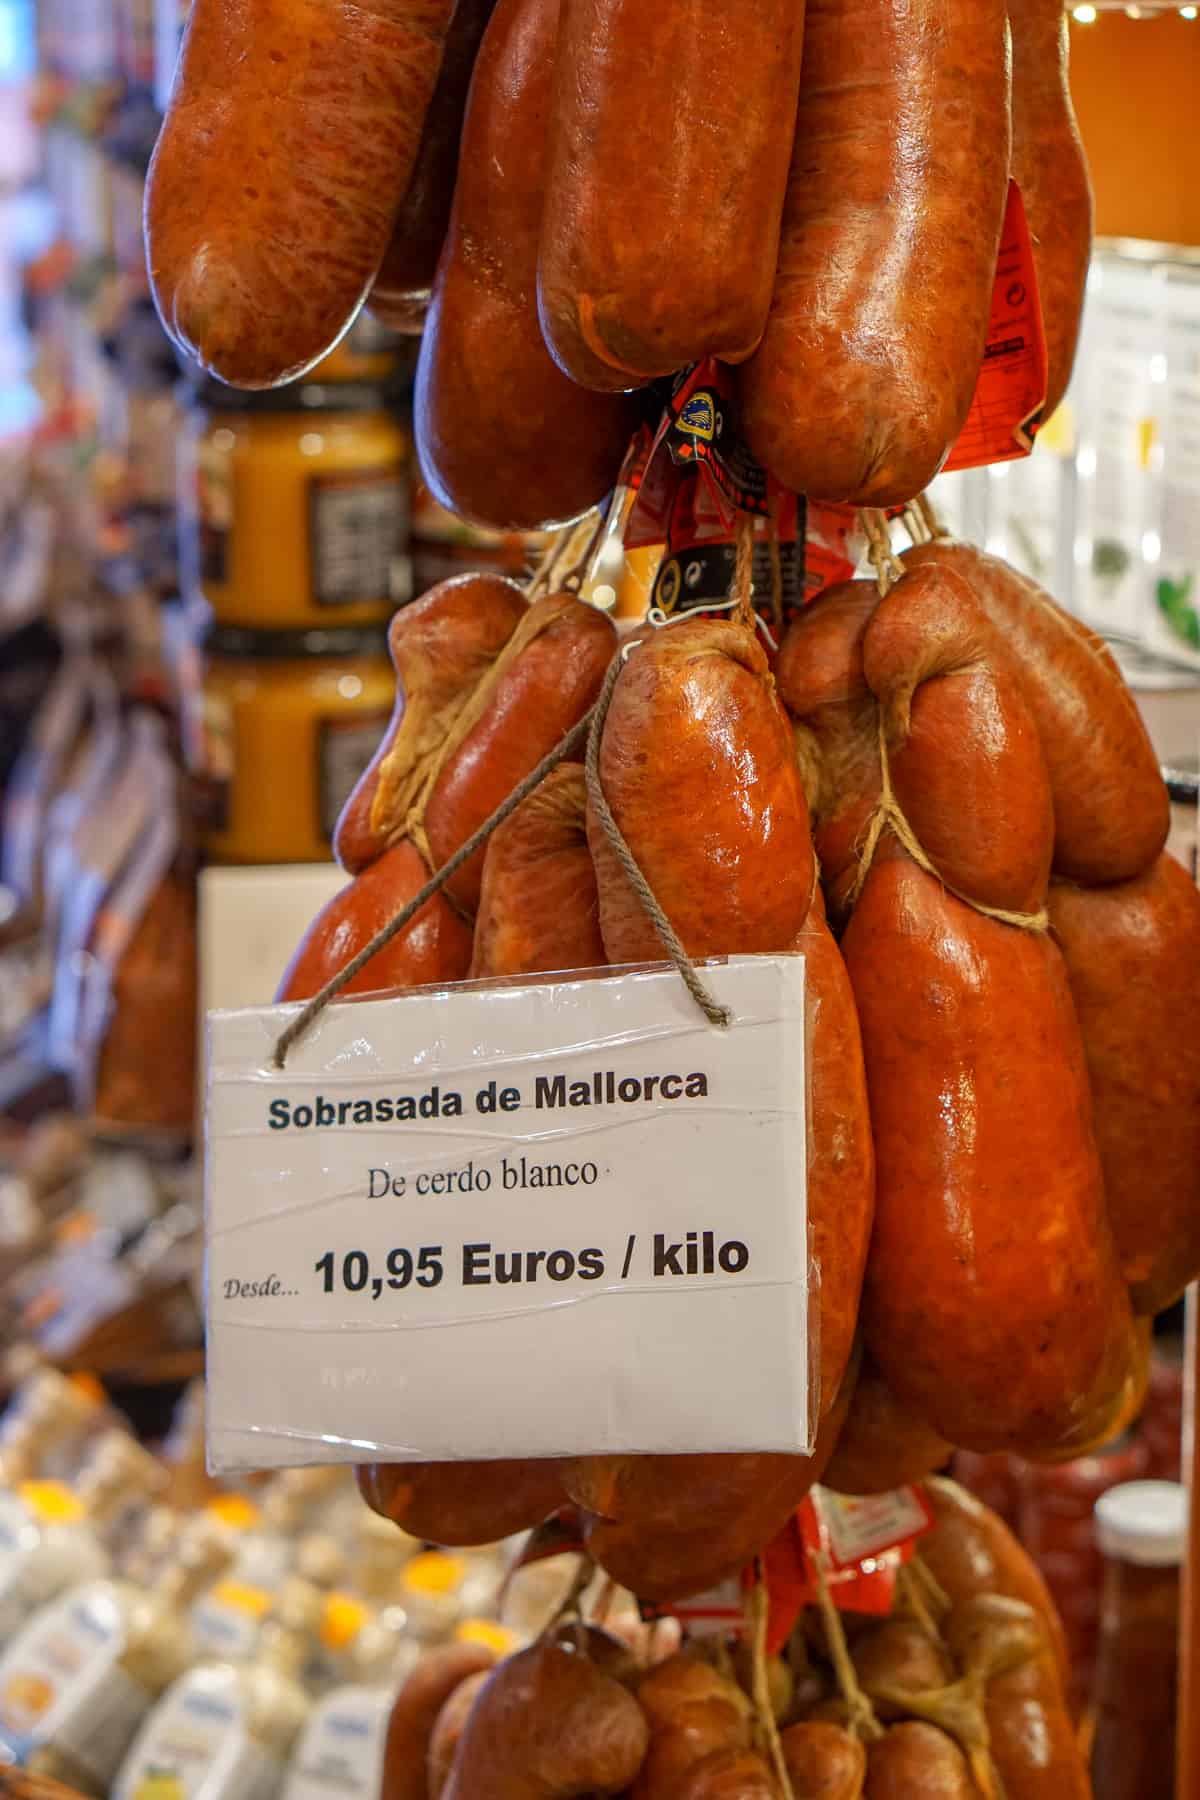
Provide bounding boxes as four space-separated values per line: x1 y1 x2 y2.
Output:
147 0 455 387
414 0 639 529
737 0 1011 504
536 0 806 390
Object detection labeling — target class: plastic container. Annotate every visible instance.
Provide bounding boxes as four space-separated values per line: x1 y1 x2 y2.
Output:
0 1521 232 1790
197 627 393 865
1090 1480 1184 1800
180 383 411 631
0 1429 164 1642
112 1578 324 1800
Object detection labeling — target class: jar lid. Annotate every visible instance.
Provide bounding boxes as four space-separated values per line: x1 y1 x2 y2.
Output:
184 374 401 416
205 624 391 662
1094 1481 1186 1566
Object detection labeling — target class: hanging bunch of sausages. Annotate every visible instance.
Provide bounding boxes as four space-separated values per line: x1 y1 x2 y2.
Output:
146 0 1087 524
376 1479 1091 1796
150 0 1200 1789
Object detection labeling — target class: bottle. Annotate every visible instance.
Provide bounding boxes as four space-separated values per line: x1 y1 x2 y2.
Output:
0 1519 232 1791
0 1428 166 1642
112 1577 324 1800
281 1609 417 1800
1090 1479 1185 1800
0 1368 104 1488
117 1505 184 1589
189 1473 341 1664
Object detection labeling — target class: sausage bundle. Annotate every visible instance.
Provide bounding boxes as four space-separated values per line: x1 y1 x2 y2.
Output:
379 1477 1090 1798
777 532 1186 1481
146 0 1091 515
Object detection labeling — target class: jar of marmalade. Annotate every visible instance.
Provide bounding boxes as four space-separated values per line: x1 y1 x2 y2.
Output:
198 627 394 866
180 383 411 632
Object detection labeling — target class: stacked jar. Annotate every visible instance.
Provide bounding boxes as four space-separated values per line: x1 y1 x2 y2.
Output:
178 320 412 865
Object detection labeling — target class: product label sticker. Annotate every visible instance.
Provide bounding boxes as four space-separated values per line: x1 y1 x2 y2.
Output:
943 181 1049 472
316 713 393 845
205 957 811 1472
281 1689 394 1799
308 470 409 608
811 1486 934 1571
623 361 863 628
112 1666 280 1800
0 1578 131 1768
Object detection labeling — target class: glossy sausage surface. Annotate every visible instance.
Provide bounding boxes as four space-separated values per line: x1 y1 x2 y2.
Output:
357 1457 566 1545
423 595 615 912
147 0 455 387
737 0 1010 504
470 766 607 977
414 0 639 529
865 1722 975 1798
440 1641 649 1798
846 849 1136 1455
861 561 1054 913
381 1643 497 1800
277 839 474 1002
780 1720 868 1799
372 0 500 313
823 1356 951 1497
336 574 527 873
536 0 806 389
1049 852 1200 1314
590 618 815 961
1009 0 1092 418
919 1477 1071 1685
903 540 1168 882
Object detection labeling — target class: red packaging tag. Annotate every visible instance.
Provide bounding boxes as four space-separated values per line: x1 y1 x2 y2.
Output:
943 181 1049 472
622 362 863 631
811 1485 935 1573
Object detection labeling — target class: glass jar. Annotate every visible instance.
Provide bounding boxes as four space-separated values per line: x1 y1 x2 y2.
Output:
1018 1436 1148 1714
180 384 411 631
197 628 393 866
1090 1480 1184 1800
308 315 408 387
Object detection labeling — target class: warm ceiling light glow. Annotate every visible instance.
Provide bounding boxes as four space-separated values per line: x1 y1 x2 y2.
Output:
1072 4 1098 20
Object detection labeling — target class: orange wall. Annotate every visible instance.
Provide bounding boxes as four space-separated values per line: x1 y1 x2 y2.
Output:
1070 14 1200 246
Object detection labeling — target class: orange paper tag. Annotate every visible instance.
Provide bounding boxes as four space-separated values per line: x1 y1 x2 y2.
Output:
943 181 1049 473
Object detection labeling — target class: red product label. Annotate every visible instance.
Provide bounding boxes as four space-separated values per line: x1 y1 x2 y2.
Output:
622 362 863 632
943 181 1049 472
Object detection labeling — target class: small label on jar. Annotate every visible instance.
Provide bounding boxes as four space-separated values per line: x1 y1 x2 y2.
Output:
308 471 408 609
316 712 391 844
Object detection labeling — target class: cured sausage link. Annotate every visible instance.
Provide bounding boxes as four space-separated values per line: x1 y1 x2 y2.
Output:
147 0 456 387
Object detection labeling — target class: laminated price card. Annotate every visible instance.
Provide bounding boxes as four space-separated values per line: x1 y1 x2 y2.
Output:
205 957 810 1472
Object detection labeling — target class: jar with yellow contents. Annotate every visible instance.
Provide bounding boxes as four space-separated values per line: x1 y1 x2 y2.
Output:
180 382 412 632
197 627 395 865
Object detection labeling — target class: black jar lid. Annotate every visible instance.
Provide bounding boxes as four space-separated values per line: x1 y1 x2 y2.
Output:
204 622 392 661
184 375 400 417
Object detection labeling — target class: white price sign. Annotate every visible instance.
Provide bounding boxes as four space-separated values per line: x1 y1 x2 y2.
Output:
205 957 810 1473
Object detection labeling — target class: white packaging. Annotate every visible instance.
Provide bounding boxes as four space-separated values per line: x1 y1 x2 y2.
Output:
1072 256 1166 642
206 958 811 1473
1148 268 1200 671
281 1687 396 1800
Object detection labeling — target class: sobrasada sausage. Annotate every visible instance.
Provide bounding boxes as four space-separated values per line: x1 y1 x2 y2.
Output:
147 0 455 387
